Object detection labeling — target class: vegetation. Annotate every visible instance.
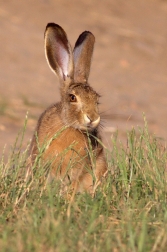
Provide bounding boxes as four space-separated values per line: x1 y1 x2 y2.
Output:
0 119 167 252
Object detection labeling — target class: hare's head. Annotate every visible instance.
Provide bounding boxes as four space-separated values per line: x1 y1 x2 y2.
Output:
45 23 101 132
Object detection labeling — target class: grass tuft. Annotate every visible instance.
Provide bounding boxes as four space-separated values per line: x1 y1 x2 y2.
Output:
0 118 167 251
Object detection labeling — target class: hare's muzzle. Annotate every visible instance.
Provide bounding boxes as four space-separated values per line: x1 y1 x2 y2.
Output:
84 114 100 129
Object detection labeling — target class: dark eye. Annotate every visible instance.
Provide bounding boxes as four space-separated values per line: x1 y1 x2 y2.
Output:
69 94 77 102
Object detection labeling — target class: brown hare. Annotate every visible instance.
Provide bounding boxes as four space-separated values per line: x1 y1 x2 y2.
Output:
28 23 107 194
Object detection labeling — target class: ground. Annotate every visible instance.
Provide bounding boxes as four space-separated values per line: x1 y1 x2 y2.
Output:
0 0 167 159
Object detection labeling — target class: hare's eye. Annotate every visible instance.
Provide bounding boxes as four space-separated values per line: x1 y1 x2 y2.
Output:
69 94 77 102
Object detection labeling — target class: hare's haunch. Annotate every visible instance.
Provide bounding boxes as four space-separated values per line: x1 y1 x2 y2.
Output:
28 23 107 194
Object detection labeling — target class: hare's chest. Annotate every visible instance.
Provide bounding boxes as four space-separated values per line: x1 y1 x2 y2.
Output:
45 127 88 156
42 127 90 176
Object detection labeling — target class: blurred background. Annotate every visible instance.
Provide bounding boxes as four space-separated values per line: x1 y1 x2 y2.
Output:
0 0 167 157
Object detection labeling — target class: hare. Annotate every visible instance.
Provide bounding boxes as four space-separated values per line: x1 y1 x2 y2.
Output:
28 23 107 194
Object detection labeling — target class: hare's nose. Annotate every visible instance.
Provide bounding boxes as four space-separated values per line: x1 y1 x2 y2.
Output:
84 114 100 127
84 114 91 124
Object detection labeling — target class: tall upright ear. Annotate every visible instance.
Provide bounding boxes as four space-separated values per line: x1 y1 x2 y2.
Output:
44 23 74 82
73 31 95 84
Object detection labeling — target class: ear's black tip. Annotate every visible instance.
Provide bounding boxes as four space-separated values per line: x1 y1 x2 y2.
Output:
75 31 95 48
45 23 57 37
46 23 63 31
44 23 68 43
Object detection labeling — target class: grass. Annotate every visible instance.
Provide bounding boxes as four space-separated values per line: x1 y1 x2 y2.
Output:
0 118 167 252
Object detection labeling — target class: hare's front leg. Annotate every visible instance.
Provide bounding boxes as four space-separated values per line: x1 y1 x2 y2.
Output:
93 150 108 193
76 150 107 195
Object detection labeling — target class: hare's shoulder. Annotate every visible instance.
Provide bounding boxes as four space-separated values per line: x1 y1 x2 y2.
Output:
28 102 63 161
36 102 63 136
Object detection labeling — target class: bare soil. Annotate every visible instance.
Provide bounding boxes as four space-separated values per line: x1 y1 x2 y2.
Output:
1 0 167 158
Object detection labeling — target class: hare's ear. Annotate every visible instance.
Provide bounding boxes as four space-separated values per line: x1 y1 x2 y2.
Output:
44 23 73 82
73 31 95 84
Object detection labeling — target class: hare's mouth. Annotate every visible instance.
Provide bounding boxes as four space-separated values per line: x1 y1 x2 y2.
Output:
77 124 97 132
82 114 100 130
71 115 100 132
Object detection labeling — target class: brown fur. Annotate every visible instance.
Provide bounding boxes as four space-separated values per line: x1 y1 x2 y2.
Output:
28 23 107 194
